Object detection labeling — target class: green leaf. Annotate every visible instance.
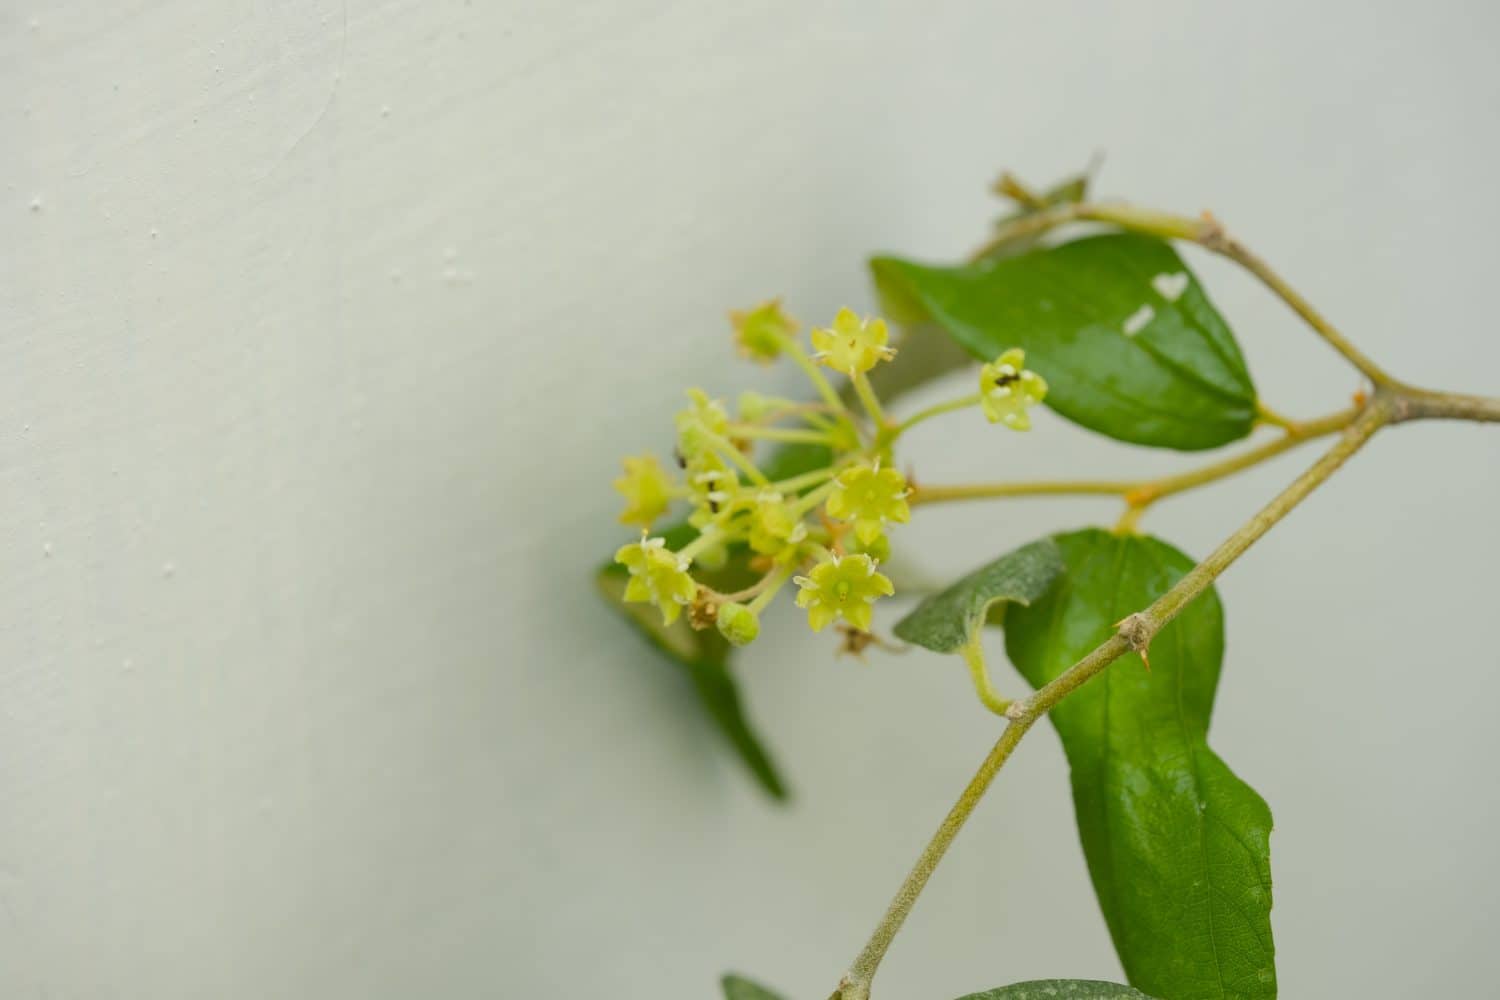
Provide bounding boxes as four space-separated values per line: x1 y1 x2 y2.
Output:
1004 530 1276 999
720 973 787 1000
955 980 1158 1000
892 538 1064 653
872 233 1258 451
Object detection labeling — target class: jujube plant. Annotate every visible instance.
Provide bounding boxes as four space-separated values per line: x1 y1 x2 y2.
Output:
594 166 1500 1000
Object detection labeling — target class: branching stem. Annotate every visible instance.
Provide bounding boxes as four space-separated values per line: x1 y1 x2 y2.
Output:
777 333 850 415
832 384 1500 998
896 393 982 436
822 184 1500 999
910 405 1359 520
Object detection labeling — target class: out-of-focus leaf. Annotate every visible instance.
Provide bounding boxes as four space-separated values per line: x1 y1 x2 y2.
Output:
1004 529 1276 999
872 234 1258 451
893 538 1063 653
597 537 785 799
721 973 787 1000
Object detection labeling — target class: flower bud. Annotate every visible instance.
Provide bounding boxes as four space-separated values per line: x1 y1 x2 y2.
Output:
849 531 891 564
730 300 797 363
716 602 761 647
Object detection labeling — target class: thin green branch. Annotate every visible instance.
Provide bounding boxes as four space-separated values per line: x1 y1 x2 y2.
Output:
776 331 857 426
767 466 840 495
747 564 796 614
697 429 771 487
726 423 838 446
909 405 1359 516
894 393 982 436
789 480 840 520
960 638 1010 716
1121 406 1358 512
832 715 1039 1000
852 371 891 429
911 477 1136 505
1196 224 1396 387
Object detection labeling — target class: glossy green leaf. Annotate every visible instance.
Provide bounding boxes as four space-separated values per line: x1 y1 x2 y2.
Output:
956 980 1157 1000
1004 530 1275 999
872 233 1258 451
720 973 787 1000
893 538 1064 653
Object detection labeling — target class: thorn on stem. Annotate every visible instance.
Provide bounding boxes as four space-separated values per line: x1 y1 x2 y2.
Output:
1114 612 1155 670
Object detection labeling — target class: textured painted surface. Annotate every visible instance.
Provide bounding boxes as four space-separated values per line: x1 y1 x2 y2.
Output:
2 2 1498 998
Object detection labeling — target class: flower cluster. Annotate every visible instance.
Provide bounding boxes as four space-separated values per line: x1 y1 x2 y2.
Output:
610 299 1047 648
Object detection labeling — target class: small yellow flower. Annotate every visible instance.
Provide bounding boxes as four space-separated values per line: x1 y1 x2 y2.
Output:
615 535 699 626
980 348 1048 430
794 554 894 632
746 491 808 558
729 300 797 364
675 388 731 461
810 307 895 376
826 462 911 545
684 450 740 527
613 454 675 528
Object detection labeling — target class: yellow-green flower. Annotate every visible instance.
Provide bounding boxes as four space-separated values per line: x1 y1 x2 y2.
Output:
675 388 731 461
613 454 675 528
980 348 1048 430
746 491 807 558
684 450 740 528
794 554 894 632
810 307 895 376
615 535 699 626
826 462 911 545
729 300 797 364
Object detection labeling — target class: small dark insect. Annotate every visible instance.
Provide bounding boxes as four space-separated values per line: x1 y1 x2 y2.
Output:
673 447 687 469
992 371 1020 389
708 497 721 514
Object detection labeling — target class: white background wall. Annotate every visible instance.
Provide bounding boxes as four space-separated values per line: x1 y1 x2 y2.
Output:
4 2 1499 997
